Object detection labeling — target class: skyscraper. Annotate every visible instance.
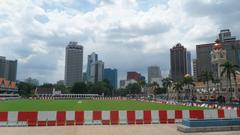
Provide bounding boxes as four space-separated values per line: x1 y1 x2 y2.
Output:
218 29 236 42
87 52 98 81
104 68 118 89
186 51 192 75
64 42 83 86
192 59 197 81
90 60 104 83
170 43 187 81
148 65 161 84
0 56 17 81
82 72 87 82
196 29 240 80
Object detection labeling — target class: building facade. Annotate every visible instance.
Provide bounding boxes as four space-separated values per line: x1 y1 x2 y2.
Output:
0 78 18 95
170 43 187 81
119 80 126 89
90 60 104 83
64 42 83 86
127 71 141 81
196 29 240 80
219 29 236 42
104 68 118 89
87 52 98 81
186 51 192 75
82 72 87 82
192 59 197 81
0 56 17 81
210 40 227 80
148 65 162 86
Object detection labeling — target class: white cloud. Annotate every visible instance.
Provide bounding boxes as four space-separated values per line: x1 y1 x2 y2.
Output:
0 0 239 83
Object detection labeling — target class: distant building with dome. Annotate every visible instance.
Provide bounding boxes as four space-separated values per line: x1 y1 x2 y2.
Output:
196 29 240 81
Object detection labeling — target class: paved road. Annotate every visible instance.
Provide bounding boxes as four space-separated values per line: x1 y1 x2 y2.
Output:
0 125 239 135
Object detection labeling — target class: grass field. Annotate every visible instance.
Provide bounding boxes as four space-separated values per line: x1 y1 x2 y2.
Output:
0 100 206 111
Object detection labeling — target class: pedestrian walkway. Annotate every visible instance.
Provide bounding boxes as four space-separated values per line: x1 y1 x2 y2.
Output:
0 124 239 135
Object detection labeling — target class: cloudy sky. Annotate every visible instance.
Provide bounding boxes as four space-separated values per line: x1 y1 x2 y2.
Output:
0 0 240 84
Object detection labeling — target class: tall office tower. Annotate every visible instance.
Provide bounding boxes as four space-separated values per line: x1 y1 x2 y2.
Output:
170 43 187 81
0 56 7 79
120 80 126 88
140 75 146 82
196 29 240 80
87 52 98 81
148 65 162 84
0 56 17 81
192 59 197 81
104 68 118 89
219 29 236 42
186 51 192 75
90 60 104 83
82 72 87 82
64 41 83 86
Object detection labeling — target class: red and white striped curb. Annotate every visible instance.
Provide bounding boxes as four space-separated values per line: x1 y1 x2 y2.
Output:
0 109 240 127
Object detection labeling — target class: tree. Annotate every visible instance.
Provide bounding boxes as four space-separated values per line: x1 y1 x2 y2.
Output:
126 83 141 94
154 87 167 95
183 75 195 100
40 83 54 88
201 70 213 100
24 77 39 86
17 82 36 97
220 61 239 101
162 77 173 100
55 84 70 94
86 81 112 96
172 81 183 101
115 88 128 96
138 80 146 94
102 79 114 96
71 82 87 94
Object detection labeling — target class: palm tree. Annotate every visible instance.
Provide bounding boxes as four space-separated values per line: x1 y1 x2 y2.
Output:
162 77 173 100
172 81 183 101
183 75 195 100
138 80 146 94
220 61 239 101
201 70 213 100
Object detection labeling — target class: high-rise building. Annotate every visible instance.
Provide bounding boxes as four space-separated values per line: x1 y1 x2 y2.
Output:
170 43 187 81
64 42 83 86
196 29 240 80
127 71 141 81
148 66 162 85
104 68 118 89
192 59 197 81
0 56 17 81
219 29 236 42
87 52 98 81
140 75 146 82
120 80 126 88
90 60 104 83
82 72 87 82
186 51 192 75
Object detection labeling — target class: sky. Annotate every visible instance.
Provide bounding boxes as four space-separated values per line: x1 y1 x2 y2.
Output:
0 0 240 84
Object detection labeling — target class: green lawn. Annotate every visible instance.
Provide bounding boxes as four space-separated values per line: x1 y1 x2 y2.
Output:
0 100 206 111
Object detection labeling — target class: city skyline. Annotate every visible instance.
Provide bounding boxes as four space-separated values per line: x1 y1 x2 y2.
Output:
0 0 240 83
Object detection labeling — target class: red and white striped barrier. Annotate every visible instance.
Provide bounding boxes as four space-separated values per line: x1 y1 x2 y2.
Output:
0 109 240 127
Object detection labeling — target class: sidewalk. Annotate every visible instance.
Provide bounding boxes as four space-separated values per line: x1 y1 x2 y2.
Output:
0 124 240 135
